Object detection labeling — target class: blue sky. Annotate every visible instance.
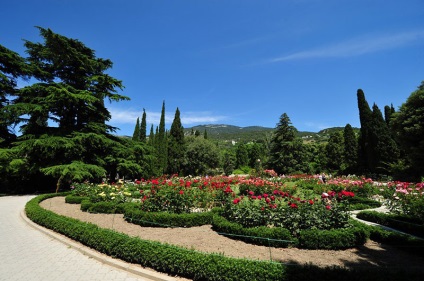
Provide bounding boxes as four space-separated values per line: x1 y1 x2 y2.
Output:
2 0 424 136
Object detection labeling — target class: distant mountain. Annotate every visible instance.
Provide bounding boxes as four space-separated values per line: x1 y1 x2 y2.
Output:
184 124 359 144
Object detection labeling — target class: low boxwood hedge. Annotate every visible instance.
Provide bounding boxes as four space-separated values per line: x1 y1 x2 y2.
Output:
80 200 138 214
26 193 286 281
26 193 424 281
124 208 214 228
298 226 367 249
357 211 424 238
65 195 90 204
212 215 295 248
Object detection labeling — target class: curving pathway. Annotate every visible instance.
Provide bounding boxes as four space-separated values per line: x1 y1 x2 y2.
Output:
0 195 171 281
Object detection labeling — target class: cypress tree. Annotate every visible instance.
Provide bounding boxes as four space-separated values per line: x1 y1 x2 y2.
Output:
343 124 358 173
203 129 208 139
167 107 185 174
357 89 374 173
370 103 399 174
132 117 140 141
140 109 147 142
148 124 154 146
156 101 167 173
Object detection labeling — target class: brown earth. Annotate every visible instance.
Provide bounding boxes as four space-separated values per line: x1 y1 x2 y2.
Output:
40 197 424 271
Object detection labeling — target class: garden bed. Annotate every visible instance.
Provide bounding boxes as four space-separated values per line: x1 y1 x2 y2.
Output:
40 196 424 269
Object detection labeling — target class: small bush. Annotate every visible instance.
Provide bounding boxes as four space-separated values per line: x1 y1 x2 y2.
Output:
65 195 89 204
298 227 367 249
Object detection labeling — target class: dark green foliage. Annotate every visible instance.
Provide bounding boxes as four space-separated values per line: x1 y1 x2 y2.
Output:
268 113 306 174
140 109 147 142
182 136 221 175
347 197 381 210
65 195 89 204
357 211 424 238
212 215 295 247
125 208 214 227
132 117 140 141
325 131 344 172
235 143 249 168
298 227 367 249
167 107 185 175
222 150 236 175
80 200 138 214
343 124 358 173
357 90 399 175
391 84 424 180
26 194 286 281
203 129 208 139
156 101 168 173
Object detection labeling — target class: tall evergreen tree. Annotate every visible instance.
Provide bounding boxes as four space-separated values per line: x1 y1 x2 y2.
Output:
384 104 395 126
235 143 249 168
156 101 168 173
167 107 185 174
343 124 358 173
391 83 424 180
370 104 399 174
268 113 305 174
326 131 344 173
132 117 140 141
203 129 208 139
357 89 374 173
3 27 136 191
148 124 155 146
140 108 147 142
0 44 27 147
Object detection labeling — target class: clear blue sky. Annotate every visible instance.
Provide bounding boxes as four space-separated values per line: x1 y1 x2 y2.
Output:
2 0 424 136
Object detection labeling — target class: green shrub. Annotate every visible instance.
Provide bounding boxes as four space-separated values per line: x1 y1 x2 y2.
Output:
26 194 286 281
298 227 367 249
65 195 89 204
124 209 213 227
212 215 295 247
357 211 424 237
348 197 381 210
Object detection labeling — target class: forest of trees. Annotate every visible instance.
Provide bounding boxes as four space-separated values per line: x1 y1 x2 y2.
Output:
1 28 423 193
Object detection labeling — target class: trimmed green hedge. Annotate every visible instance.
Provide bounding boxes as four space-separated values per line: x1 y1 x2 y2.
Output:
212 215 295 248
348 197 382 211
26 193 286 281
80 200 138 214
124 208 214 228
65 195 90 204
25 194 424 281
298 226 367 249
357 211 424 238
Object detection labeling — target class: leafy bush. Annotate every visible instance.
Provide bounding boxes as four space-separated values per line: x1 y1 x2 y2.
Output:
211 215 295 247
65 195 89 204
357 211 424 237
298 227 367 249
124 209 214 228
347 196 381 210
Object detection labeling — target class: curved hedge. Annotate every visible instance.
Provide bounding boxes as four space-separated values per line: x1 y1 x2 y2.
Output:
357 211 424 238
26 193 285 281
124 208 214 228
65 195 90 204
212 215 295 247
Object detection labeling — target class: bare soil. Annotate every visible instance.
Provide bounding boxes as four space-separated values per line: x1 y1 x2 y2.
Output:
41 197 424 270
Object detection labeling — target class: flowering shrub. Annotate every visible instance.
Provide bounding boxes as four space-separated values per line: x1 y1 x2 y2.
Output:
223 189 353 236
381 181 424 222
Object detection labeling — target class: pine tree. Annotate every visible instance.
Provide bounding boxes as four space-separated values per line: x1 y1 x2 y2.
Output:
132 117 140 141
343 124 358 173
268 113 305 174
140 109 147 142
3 27 139 191
0 44 27 147
167 107 185 174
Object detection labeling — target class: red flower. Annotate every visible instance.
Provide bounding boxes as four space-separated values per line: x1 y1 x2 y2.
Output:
233 198 241 204
308 199 314 205
326 205 331 210
179 190 184 195
290 203 298 209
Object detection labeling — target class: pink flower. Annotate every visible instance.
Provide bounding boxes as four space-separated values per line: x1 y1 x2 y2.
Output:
326 205 331 210
179 190 184 195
